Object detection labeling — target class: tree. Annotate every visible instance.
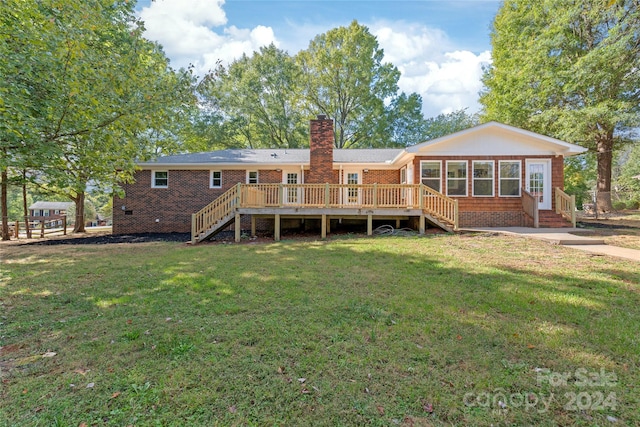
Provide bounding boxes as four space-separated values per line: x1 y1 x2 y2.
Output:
423 109 479 141
297 21 401 148
480 0 640 212
1 0 196 234
203 44 308 149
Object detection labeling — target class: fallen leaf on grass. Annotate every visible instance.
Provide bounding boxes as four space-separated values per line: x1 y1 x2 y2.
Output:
423 402 433 413
527 344 535 349
277 366 285 374
228 405 237 413
297 378 306 383
111 391 121 399
86 383 94 389
79 423 88 427
74 368 89 375
126 319 132 324
456 335 462 340
301 388 310 394
42 352 57 358
376 405 385 416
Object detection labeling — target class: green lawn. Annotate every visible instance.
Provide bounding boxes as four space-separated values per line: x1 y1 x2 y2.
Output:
1 234 638 426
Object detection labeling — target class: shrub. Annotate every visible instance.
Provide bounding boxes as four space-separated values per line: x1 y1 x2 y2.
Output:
612 201 627 211
626 200 640 210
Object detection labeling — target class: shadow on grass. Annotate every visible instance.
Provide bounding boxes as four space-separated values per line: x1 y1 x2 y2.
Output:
1 236 638 425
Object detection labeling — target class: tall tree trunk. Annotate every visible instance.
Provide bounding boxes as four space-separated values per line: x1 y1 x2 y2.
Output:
1 166 9 241
22 169 31 238
73 191 86 233
595 132 614 213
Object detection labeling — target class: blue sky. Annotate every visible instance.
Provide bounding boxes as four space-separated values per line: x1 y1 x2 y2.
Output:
136 0 501 117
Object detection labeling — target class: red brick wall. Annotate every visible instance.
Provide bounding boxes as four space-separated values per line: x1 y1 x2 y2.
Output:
306 117 336 184
113 168 283 234
362 169 399 184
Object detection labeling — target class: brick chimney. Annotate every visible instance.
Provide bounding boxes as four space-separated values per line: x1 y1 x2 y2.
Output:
307 115 336 184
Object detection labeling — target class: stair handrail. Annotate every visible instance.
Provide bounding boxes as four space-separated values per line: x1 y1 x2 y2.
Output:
191 184 239 243
555 187 576 227
420 184 458 230
522 188 539 228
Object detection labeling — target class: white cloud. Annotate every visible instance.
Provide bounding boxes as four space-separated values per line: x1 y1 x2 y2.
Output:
371 21 491 117
139 0 277 75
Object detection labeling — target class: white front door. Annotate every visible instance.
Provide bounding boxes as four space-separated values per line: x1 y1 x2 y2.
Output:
526 160 551 210
283 172 301 204
344 171 361 205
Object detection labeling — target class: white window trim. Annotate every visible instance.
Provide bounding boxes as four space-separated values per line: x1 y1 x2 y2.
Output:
498 160 522 197
420 160 442 192
210 170 222 188
446 160 468 197
472 161 495 197
151 170 168 188
246 170 259 184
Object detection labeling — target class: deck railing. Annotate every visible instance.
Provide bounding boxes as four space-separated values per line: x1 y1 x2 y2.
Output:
192 183 459 242
555 187 576 227
522 189 539 228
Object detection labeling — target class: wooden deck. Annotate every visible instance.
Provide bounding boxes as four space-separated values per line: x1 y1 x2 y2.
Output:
192 183 459 243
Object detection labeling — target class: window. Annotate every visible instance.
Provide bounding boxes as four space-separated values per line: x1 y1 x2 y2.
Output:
43 210 50 217
499 161 521 197
247 171 259 184
152 171 168 188
400 167 407 184
210 171 222 188
420 161 441 192
446 161 467 196
473 161 494 196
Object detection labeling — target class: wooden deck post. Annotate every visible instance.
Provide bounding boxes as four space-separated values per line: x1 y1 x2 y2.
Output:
419 184 424 210
40 220 45 238
326 216 331 234
367 214 373 236
325 183 330 207
373 183 378 207
396 218 400 228
251 216 256 236
274 214 281 241
419 215 425 235
321 214 327 239
191 213 197 244
235 213 241 242
62 216 67 235
454 199 459 231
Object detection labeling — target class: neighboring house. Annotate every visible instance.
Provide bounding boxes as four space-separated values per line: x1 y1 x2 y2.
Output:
113 117 587 242
28 201 73 227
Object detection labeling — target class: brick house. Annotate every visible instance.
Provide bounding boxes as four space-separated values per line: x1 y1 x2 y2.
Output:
113 117 587 242
28 201 73 227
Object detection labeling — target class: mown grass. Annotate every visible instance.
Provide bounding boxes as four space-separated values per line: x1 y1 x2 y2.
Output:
1 234 638 426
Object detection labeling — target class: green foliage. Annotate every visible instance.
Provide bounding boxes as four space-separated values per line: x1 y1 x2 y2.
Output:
0 0 197 231
297 21 401 148
201 44 308 149
422 109 479 141
614 142 640 203
564 154 596 209
481 0 640 210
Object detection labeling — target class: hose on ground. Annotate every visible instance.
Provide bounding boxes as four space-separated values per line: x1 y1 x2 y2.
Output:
372 225 418 236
